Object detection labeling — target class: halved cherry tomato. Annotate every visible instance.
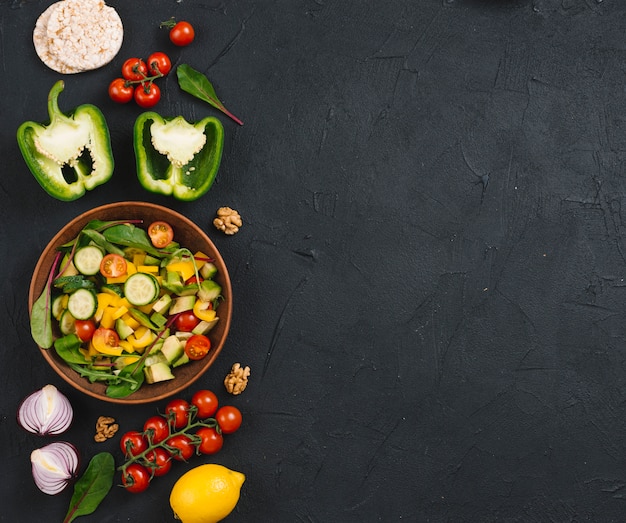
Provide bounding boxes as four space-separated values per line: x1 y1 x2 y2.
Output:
122 463 150 493
196 427 223 455
75 319 96 342
120 431 148 457
215 405 242 434
100 253 127 278
92 327 120 353
191 389 219 419
143 415 170 444
165 398 190 429
185 334 211 360
148 221 174 248
145 447 172 477
174 311 200 332
147 52 172 77
122 57 148 81
166 434 194 461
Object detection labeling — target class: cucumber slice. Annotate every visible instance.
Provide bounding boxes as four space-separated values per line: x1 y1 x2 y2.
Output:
59 309 76 335
124 273 160 306
67 288 97 320
51 294 67 321
74 245 104 275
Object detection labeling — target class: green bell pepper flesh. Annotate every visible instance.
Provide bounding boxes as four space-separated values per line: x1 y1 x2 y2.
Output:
16 80 114 201
133 112 224 202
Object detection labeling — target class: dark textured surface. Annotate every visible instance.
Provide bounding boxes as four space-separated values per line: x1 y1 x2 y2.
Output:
1 0 625 521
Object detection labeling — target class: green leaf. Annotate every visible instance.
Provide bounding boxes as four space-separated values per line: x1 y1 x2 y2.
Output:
103 224 162 256
176 64 243 125
63 452 115 523
105 361 145 398
30 287 54 349
54 335 89 364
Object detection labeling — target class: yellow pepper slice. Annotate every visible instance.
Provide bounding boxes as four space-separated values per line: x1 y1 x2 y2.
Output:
193 300 216 322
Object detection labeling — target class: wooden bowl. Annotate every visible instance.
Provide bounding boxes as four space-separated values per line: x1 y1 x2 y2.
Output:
28 202 232 404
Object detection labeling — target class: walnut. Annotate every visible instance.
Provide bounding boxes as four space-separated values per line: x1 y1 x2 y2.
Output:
94 415 119 442
213 207 242 235
224 363 251 395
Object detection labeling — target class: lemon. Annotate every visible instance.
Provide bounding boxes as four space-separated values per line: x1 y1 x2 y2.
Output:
170 464 245 523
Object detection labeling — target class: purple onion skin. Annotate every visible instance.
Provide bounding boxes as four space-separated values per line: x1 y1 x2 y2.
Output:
31 441 81 495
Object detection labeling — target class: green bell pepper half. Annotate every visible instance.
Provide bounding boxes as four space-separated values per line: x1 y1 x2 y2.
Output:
16 80 114 201
133 112 224 202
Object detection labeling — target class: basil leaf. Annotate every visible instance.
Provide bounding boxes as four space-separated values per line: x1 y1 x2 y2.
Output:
63 452 114 523
54 335 89 364
176 64 243 125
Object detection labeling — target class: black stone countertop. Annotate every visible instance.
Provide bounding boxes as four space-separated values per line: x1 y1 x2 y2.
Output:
2 0 625 521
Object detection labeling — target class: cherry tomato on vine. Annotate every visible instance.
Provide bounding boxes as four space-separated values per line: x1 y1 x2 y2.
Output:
215 405 242 434
92 327 120 354
108 78 134 104
145 447 172 477
121 57 148 81
120 431 148 457
185 334 211 361
196 427 223 455
147 52 172 76
75 319 96 342
143 416 170 444
175 311 200 332
134 82 161 108
166 434 194 461
165 398 190 429
148 221 174 248
169 21 195 46
191 389 219 419
100 253 127 278
122 463 150 493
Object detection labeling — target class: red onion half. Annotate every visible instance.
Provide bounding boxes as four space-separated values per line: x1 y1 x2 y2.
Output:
17 384 73 436
31 441 80 495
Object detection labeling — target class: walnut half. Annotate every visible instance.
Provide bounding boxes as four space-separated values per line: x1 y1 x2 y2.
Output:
213 207 242 235
224 363 251 395
94 416 119 442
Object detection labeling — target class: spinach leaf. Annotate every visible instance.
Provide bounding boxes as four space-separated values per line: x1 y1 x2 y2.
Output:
103 224 161 256
105 361 145 398
63 452 114 523
176 64 243 125
81 229 125 256
54 335 89 364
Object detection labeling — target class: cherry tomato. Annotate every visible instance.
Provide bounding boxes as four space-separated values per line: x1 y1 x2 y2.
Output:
92 327 120 353
191 389 219 419
122 463 150 493
147 52 172 77
100 253 127 278
185 275 203 285
165 398 190 429
143 415 170 444
148 221 174 248
169 21 195 46
134 82 161 108
215 405 242 434
144 447 172 477
122 57 148 81
166 434 194 461
185 334 211 361
108 78 134 104
196 427 223 455
75 319 96 342
120 431 148 457
174 311 200 332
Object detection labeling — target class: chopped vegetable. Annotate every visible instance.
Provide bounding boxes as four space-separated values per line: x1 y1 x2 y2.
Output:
31 441 80 495
133 112 224 201
17 384 73 436
17 81 114 201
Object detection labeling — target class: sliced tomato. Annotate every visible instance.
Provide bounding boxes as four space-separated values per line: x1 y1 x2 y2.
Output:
148 221 174 248
100 253 127 278
92 327 120 353
185 334 211 360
